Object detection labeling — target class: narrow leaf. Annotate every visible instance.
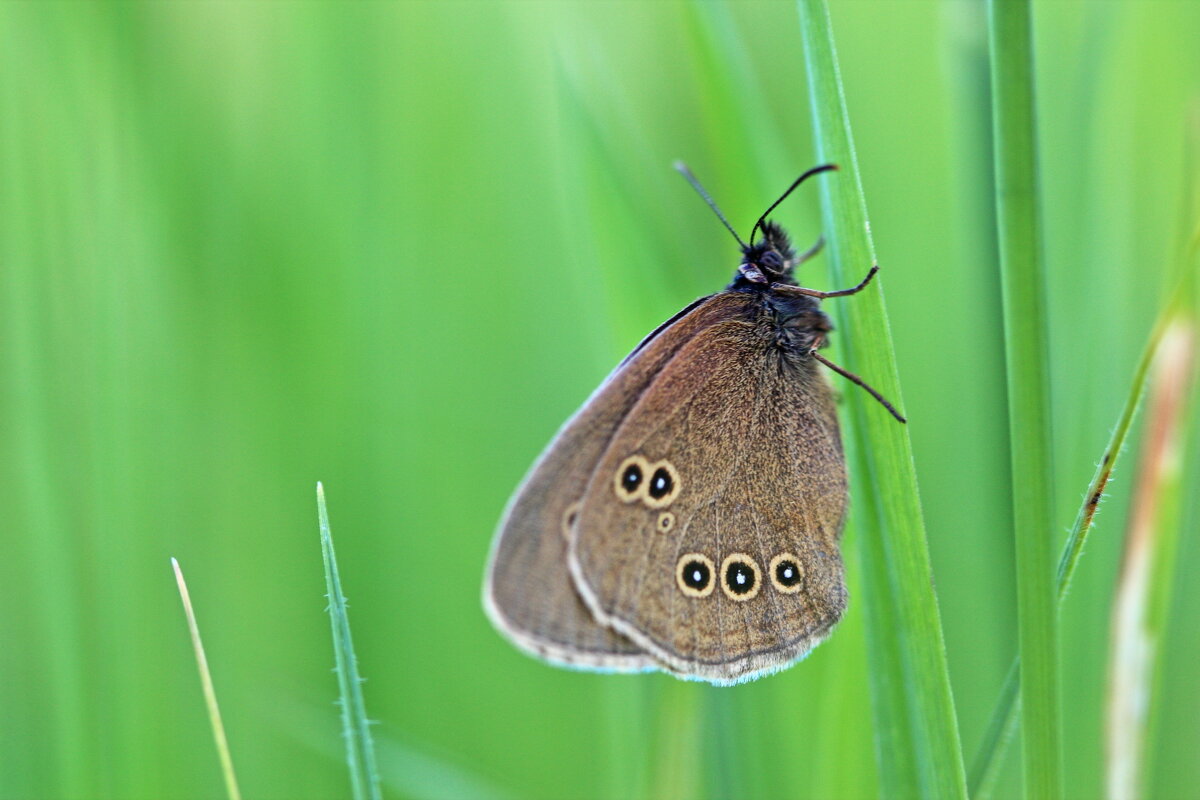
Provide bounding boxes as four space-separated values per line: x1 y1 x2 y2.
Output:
172 558 243 800
986 1 1063 796
796 1 967 797
317 483 383 800
968 313 1159 796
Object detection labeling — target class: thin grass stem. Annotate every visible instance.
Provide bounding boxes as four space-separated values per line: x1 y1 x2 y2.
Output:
171 558 243 800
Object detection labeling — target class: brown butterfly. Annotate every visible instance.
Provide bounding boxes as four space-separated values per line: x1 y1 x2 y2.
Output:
484 164 903 685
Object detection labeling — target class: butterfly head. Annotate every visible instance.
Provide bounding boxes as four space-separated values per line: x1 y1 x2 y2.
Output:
736 221 797 285
674 162 836 290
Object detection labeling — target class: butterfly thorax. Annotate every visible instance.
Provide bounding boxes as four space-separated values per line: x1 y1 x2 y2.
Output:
725 221 832 357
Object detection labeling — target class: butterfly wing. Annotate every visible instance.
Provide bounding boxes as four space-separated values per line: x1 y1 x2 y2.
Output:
567 291 848 684
484 293 749 670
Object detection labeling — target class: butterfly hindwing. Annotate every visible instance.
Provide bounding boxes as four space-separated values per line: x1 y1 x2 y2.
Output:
567 290 848 684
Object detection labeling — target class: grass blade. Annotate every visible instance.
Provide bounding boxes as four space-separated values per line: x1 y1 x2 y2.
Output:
968 298 1171 796
171 558 243 800
971 40 1200 800
1106 312 1197 799
968 661 1020 800
986 1 1062 796
317 482 383 800
796 1 967 796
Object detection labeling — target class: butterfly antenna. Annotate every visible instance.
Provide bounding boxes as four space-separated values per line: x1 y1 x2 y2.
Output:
810 349 907 423
750 164 838 245
674 162 747 249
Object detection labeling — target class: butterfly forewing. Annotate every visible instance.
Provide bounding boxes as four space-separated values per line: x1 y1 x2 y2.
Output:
567 291 848 683
485 292 749 670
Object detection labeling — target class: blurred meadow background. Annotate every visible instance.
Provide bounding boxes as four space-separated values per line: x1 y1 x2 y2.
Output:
2 1 1199 798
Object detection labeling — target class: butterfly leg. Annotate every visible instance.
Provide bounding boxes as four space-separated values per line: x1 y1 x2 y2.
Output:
808 345 907 424
772 264 879 299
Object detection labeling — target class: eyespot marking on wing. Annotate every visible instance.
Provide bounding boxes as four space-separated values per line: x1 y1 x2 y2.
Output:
643 460 681 508
769 553 804 593
656 511 675 533
720 553 761 601
676 553 715 598
614 455 650 503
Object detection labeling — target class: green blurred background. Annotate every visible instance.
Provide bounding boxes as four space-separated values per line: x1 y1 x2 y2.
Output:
2 1 1198 798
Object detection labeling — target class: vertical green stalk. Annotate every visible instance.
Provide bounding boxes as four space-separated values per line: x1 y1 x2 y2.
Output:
796 1 966 797
986 2 1062 797
968 285 1178 795
317 483 382 800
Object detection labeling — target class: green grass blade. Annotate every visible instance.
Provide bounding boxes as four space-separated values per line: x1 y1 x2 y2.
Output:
171 559 243 800
971 43 1200 800
796 1 967 797
968 662 1020 800
317 483 382 800
968 307 1165 796
986 1 1062 796
1058 272 1196 607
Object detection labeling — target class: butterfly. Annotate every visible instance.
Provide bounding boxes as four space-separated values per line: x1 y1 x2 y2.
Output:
484 164 903 685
